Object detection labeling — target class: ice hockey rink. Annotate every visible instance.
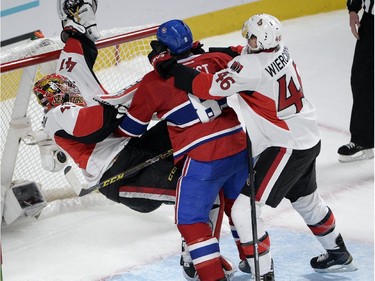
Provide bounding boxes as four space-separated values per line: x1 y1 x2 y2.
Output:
2 9 374 281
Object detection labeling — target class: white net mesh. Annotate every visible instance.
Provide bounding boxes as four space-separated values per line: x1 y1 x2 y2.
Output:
0 26 156 203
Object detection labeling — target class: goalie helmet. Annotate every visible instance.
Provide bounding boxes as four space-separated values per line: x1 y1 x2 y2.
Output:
156 19 193 55
33 74 86 111
241 13 282 52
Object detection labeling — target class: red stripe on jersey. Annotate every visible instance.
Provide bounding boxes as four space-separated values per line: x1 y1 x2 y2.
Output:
63 37 84 55
119 186 176 196
256 147 286 201
175 157 191 223
73 106 104 137
54 135 95 169
240 92 289 130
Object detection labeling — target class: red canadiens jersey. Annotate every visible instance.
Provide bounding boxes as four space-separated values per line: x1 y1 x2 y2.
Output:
118 52 246 163
44 104 129 186
192 43 321 157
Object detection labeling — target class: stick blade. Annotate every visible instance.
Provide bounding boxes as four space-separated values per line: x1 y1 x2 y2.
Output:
64 166 83 195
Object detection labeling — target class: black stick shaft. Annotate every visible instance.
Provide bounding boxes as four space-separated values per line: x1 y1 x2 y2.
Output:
246 132 260 281
78 149 173 197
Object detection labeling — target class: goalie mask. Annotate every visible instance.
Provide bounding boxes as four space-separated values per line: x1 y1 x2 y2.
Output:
242 13 282 52
33 74 86 111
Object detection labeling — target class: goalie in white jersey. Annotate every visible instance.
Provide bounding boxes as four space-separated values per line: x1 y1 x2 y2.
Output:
32 0 179 213
149 13 357 279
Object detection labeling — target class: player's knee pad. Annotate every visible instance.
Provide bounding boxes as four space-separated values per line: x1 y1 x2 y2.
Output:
231 193 265 242
291 190 328 224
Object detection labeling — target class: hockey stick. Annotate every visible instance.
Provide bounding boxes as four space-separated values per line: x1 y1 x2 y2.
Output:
78 149 173 197
246 132 260 281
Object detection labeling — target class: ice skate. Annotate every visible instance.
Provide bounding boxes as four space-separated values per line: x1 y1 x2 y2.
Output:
238 259 251 274
338 142 374 162
310 234 357 273
239 259 274 281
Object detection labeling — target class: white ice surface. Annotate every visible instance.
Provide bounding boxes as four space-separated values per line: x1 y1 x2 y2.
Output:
2 10 374 281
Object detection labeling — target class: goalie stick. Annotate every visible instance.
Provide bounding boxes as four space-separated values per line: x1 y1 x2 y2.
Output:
246 132 260 281
93 79 142 107
64 165 84 195
78 149 174 197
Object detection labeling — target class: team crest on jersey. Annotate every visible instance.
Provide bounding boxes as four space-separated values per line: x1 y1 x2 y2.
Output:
230 61 243 73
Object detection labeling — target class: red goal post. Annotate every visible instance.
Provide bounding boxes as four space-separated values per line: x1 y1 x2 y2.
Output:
0 26 158 217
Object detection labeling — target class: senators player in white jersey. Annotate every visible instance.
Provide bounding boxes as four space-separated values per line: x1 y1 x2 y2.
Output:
150 14 357 279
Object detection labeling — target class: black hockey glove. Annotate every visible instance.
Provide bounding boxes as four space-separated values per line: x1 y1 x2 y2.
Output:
208 45 244 58
147 40 168 63
148 41 177 79
191 41 205 54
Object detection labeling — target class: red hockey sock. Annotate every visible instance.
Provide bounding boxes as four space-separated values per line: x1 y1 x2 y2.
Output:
178 223 225 281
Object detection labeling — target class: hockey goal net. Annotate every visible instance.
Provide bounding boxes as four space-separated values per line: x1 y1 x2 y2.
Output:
0 26 157 218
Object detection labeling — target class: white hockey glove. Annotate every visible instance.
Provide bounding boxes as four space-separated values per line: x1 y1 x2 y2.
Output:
58 0 100 42
38 140 68 172
24 130 50 144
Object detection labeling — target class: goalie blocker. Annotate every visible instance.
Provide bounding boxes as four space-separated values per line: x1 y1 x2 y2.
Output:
3 181 47 225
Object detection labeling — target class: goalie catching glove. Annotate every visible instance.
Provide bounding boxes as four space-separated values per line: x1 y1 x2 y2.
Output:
58 0 100 42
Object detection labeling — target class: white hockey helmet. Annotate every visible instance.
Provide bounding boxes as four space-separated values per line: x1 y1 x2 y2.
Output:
241 13 282 52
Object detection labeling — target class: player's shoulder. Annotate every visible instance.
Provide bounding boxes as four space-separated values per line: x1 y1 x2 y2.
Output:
200 51 233 63
143 69 169 83
139 70 174 92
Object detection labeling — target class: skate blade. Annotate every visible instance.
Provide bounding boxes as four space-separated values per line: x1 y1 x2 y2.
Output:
314 262 358 273
338 149 374 163
225 270 236 280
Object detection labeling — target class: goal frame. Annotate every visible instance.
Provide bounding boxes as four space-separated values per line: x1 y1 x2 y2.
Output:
0 25 158 223
1 26 158 73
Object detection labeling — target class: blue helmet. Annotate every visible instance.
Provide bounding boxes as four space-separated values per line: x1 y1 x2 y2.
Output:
156 19 193 55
